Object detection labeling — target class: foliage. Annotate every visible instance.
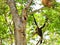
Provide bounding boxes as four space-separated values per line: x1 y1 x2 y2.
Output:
0 0 60 45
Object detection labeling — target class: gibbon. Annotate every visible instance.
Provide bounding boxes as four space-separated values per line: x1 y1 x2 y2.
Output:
33 15 47 43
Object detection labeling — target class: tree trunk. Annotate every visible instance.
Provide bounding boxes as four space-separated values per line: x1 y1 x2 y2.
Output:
7 0 27 45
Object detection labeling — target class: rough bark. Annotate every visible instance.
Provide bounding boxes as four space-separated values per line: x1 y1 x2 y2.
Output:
7 0 27 45
7 0 34 45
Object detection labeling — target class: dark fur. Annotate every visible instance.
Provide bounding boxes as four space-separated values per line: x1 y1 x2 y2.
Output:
33 15 47 44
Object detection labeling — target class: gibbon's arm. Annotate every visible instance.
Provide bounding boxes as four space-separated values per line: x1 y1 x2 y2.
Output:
32 15 39 28
40 17 47 29
40 23 46 29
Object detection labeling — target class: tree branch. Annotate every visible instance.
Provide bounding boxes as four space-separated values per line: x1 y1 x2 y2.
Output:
25 0 33 9
28 7 44 15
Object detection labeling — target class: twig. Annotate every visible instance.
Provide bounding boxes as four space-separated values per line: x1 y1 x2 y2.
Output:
25 0 33 9
28 7 44 15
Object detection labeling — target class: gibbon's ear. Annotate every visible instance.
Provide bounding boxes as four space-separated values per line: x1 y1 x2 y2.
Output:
42 0 52 7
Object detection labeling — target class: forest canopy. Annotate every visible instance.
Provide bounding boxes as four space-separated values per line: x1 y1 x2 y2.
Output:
0 0 60 45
